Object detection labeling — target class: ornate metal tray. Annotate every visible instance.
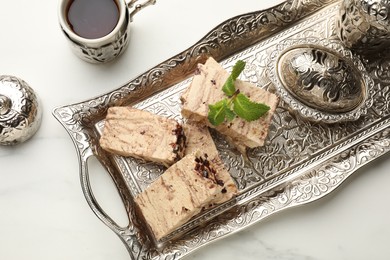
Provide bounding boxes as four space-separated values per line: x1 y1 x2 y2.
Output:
53 0 390 258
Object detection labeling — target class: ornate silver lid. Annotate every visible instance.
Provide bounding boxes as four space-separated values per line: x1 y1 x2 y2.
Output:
268 38 375 123
0 75 42 145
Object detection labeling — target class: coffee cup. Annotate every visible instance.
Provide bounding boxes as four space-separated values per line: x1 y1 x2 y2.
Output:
58 0 156 64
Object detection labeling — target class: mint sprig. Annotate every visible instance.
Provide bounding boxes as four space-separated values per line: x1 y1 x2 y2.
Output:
222 60 245 96
233 93 270 121
208 60 270 126
208 99 229 126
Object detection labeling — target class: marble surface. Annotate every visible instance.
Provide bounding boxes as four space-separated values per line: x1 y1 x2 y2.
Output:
0 0 389 259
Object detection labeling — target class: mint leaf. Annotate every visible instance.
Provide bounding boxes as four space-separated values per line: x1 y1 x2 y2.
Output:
222 77 236 96
208 99 229 126
208 59 270 126
225 107 236 121
222 60 245 96
231 60 246 80
233 93 270 121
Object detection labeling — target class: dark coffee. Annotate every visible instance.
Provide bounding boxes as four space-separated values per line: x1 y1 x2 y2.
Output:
67 0 120 39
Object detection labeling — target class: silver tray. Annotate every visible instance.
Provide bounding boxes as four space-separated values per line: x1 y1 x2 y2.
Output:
53 0 390 258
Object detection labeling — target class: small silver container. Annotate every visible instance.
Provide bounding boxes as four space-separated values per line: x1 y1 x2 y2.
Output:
0 75 42 145
337 0 390 54
268 38 376 123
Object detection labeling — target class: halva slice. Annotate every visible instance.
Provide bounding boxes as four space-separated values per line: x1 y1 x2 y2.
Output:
181 57 279 149
99 107 186 167
135 151 227 240
184 122 238 204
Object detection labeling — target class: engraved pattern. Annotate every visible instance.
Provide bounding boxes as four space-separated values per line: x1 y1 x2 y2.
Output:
71 29 130 63
337 0 390 53
268 37 376 123
288 48 360 103
52 0 390 259
0 75 42 145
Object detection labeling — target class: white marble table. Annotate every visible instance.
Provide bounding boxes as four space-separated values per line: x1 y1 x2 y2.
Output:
1 1 389 259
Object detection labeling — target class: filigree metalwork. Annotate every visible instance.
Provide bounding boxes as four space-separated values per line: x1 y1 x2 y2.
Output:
337 0 390 53
268 37 376 123
288 48 360 104
53 0 390 259
0 75 42 145
72 30 130 63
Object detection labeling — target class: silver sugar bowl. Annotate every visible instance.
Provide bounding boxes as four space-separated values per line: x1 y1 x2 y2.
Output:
337 0 390 54
0 75 42 145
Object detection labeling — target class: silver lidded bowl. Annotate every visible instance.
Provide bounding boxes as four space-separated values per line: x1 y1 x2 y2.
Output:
0 75 42 145
268 37 375 123
337 0 390 54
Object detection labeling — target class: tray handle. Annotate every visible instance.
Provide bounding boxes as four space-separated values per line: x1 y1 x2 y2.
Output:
79 148 126 236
